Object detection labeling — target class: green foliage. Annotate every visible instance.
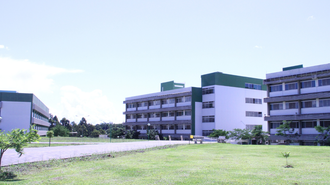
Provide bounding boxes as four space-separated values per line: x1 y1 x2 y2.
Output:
281 151 290 166
0 128 40 171
0 171 17 180
51 125 70 137
208 129 229 139
314 125 330 146
125 130 140 139
229 128 251 140
148 129 159 140
276 121 300 144
91 129 100 138
99 129 106 135
47 131 54 147
107 124 125 138
251 125 269 144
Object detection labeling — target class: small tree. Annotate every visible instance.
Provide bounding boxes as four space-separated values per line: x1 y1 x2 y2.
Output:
91 129 100 138
281 152 292 168
0 128 40 171
47 131 54 147
51 125 70 137
208 129 229 139
251 125 269 144
314 125 330 146
276 121 299 144
229 129 252 140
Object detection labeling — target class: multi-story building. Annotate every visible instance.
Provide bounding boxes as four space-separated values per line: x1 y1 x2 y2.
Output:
264 64 330 145
123 72 267 139
0 91 50 136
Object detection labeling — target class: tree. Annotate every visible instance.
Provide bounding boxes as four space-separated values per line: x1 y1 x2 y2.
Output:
47 131 54 147
314 125 330 146
251 125 269 144
276 121 300 144
0 128 40 170
229 128 252 140
125 130 140 139
91 129 100 138
107 124 125 138
51 125 70 137
208 129 229 139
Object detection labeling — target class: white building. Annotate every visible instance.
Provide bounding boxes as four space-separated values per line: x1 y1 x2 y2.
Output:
0 91 50 136
264 64 330 145
123 72 267 139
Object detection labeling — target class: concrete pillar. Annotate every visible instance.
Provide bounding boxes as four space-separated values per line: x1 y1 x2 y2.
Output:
174 124 177 134
297 81 301 94
298 100 301 115
317 119 320 126
299 121 302 135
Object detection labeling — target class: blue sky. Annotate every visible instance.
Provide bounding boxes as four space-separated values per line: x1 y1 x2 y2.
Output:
0 1 329 124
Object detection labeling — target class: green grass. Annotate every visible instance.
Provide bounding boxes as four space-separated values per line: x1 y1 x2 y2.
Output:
38 137 145 143
26 143 85 148
2 144 330 184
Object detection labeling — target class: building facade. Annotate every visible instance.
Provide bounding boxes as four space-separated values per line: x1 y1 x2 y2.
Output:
124 72 267 139
0 91 50 136
264 64 330 144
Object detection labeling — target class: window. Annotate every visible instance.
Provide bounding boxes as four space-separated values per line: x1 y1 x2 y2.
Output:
202 87 214 95
245 98 262 104
176 125 184 130
137 114 143 118
176 111 184 116
319 99 330 107
285 102 298 109
202 130 213 136
185 110 191 116
161 125 168 129
289 121 299 128
169 125 174 130
203 101 214 108
202 116 215 122
177 110 191 116
301 80 315 88
245 83 262 90
270 103 283 110
127 103 136 108
149 100 160 106
149 113 160 118
162 112 168 117
320 120 330 127
176 97 183 103
270 84 282 92
302 121 317 128
271 122 281 129
301 100 316 108
185 124 191 129
185 96 191 102
285 83 298 90
319 78 330 86
246 111 262 117
162 99 174 104
137 102 147 107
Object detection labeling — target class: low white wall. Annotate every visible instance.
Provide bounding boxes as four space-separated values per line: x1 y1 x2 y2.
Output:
270 109 299 116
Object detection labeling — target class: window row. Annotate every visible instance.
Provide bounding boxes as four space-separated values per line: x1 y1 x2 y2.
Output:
202 87 214 95
245 98 262 104
127 124 191 130
270 78 330 92
202 116 215 123
246 111 262 117
270 99 330 110
270 120 330 129
245 83 262 90
32 110 49 122
202 101 214 108
126 110 192 119
127 96 191 108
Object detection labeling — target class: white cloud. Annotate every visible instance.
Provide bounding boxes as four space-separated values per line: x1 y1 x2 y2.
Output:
254 45 262 49
5 47 9 50
0 45 4 49
59 86 123 124
307 16 315 21
0 57 83 94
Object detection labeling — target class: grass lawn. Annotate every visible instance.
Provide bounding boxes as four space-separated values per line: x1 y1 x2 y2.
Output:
3 144 330 184
38 136 145 143
26 143 85 148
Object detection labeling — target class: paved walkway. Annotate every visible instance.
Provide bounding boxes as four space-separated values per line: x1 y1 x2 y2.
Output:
2 141 189 166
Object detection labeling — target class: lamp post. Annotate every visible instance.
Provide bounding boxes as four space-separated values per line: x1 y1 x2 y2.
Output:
147 123 150 141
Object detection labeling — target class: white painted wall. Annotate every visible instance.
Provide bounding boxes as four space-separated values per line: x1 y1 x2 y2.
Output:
176 116 191 120
177 102 190 107
0 101 31 132
202 85 267 132
149 105 160 109
270 109 299 116
302 128 319 134
301 107 330 114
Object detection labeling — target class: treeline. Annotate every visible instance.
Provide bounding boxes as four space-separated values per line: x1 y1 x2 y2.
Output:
48 116 129 138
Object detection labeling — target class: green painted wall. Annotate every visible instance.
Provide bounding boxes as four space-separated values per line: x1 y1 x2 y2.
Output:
201 72 267 90
191 87 202 135
161 81 185 92
283 65 303 71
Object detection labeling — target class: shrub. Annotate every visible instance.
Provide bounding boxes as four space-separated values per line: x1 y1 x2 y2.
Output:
51 125 70 137
91 129 100 138
0 171 17 180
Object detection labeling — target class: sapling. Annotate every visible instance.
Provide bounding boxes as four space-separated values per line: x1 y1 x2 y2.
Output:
281 151 292 167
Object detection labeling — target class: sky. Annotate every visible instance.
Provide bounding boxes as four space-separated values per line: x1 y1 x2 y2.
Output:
0 1 329 124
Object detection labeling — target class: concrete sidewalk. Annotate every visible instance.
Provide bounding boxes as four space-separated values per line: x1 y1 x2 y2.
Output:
2 141 189 166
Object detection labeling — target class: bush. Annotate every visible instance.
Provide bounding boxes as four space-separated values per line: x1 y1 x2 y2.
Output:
208 129 229 139
91 129 100 138
51 125 70 137
0 171 17 180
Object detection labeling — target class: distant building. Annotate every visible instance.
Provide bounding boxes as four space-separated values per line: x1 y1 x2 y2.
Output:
264 64 330 145
0 91 50 136
123 72 267 139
